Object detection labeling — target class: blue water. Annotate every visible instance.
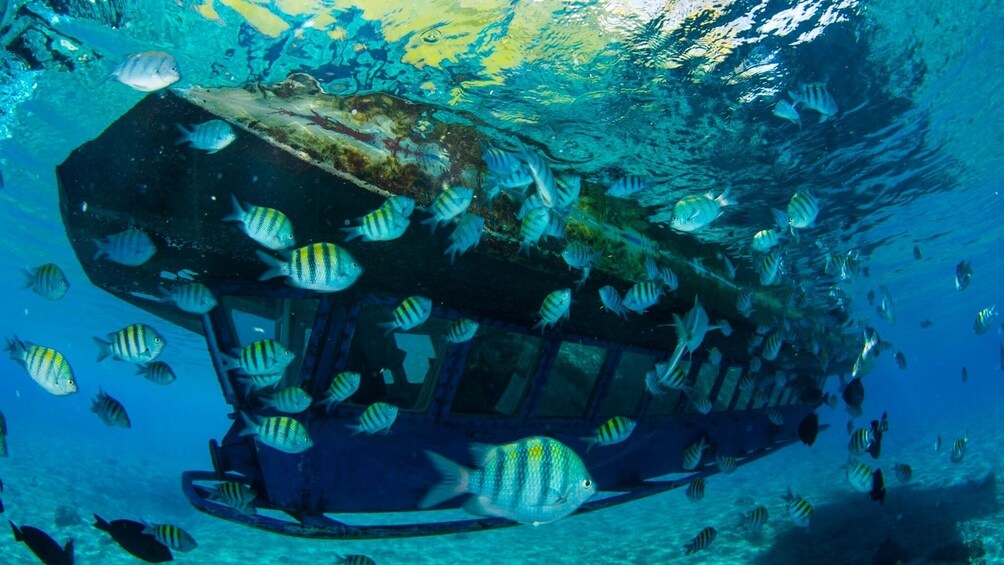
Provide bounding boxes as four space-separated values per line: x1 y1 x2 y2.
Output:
2 1 1004 563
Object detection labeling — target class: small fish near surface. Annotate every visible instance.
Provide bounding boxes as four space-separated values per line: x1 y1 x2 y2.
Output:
684 526 717 555
419 436 595 526
6 336 78 396
789 82 838 122
93 514 173 563
22 263 69 300
974 305 997 335
240 413 314 453
176 120 236 154
782 488 813 528
257 243 363 292
0 410 8 458
10 521 74 565
913 245 922 260
606 175 648 198
350 402 399 435
223 195 296 250
669 190 734 232
581 416 637 452
772 99 801 127
955 260 973 291
92 388 131 428
113 51 180 92
94 228 157 267
137 361 177 385
95 323 166 364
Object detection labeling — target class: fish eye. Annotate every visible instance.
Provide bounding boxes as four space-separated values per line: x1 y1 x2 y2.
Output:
154 337 163 344
582 479 592 489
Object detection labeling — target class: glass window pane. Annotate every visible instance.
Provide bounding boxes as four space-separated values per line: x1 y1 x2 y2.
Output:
731 369 753 411
344 303 448 412
714 366 743 412
536 342 607 418
598 351 655 419
768 382 784 407
451 327 542 416
684 362 719 414
751 384 771 410
648 360 690 416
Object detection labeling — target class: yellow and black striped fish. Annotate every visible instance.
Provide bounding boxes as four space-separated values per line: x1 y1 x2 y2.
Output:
380 296 433 335
240 413 313 453
893 462 912 483
5 336 77 395
159 283 217 315
351 402 399 435
741 505 769 531
317 371 361 412
419 436 595 525
682 437 708 471
684 526 717 555
257 243 363 292
766 407 784 426
421 186 475 233
974 306 997 335
142 523 198 552
260 386 312 414
846 460 874 492
782 488 812 528
581 416 636 452
334 555 376 565
224 195 296 250
787 190 820 230
22 263 69 300
224 339 295 377
534 288 571 332
94 323 165 364
622 281 663 314
136 361 177 385
716 455 738 474
91 388 131 428
685 478 705 503
209 481 256 515
848 427 874 456
344 204 410 242
445 318 479 343
950 432 968 463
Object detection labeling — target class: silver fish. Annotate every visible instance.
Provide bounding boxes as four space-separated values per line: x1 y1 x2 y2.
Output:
670 191 733 232
113 51 180 92
772 99 800 126
789 83 838 122
176 120 236 154
606 175 648 198
94 228 156 267
445 214 484 264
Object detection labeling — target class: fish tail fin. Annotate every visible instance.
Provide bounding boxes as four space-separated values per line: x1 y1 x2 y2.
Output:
9 521 22 541
341 226 363 242
238 412 258 437
443 245 458 266
218 353 240 372
222 194 245 223
790 225 801 245
175 123 192 145
580 437 597 453
377 322 397 336
316 396 336 414
255 250 286 281
20 268 35 290
63 538 75 560
92 514 110 532
418 450 470 509
93 336 112 362
92 239 107 261
715 189 734 208
420 216 439 234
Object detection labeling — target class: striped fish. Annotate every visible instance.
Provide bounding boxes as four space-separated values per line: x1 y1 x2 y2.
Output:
0 411 7 457
208 482 256 515
380 296 433 335
485 165 533 204
482 146 520 176
350 402 399 435
759 252 783 286
766 407 784 426
176 120 235 153
445 214 484 264
421 187 474 233
645 362 688 395
552 174 581 213
669 191 733 232
517 191 544 220
343 204 410 242
446 319 479 344
708 347 723 366
955 259 973 291
684 526 717 555
419 436 595 525
113 51 180 92
789 82 838 122
787 191 820 230
606 175 647 198
717 319 733 337
950 432 967 463
142 523 198 552
159 283 217 314
752 228 781 252
240 413 313 453
716 454 737 474
848 428 874 456
893 462 912 483
581 416 636 452
22 263 69 300
773 99 800 126
846 460 874 492
599 285 628 319
622 281 663 314
686 478 705 503
317 371 361 412
782 488 813 528
94 323 166 363
224 195 296 250
690 392 712 414
334 555 376 565
380 195 416 218
94 228 156 267
257 243 362 292
5 336 77 395
561 241 598 290
741 505 769 531
974 306 997 335
762 332 783 361
519 151 559 210
136 361 177 385
682 437 708 470
260 386 313 414
91 388 131 428
223 339 295 377
518 207 551 255
737 288 754 317
533 289 571 332
737 373 756 391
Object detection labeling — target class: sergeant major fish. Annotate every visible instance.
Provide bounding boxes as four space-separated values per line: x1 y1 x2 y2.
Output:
955 260 973 291
380 296 433 334
684 526 717 555
562 241 598 290
158 283 217 314
176 119 235 153
221 339 295 377
599 285 628 319
669 190 734 232
343 203 410 242
581 416 636 452
445 214 484 264
136 361 176 385
974 306 997 335
317 371 361 412
789 83 838 122
782 488 813 528
534 289 571 332
419 436 595 525
142 523 197 552
22 263 69 300
240 413 313 453
223 195 296 250
623 281 663 314
682 437 708 470
94 323 166 363
257 243 363 292
260 386 313 414
6 336 77 396
445 319 479 344
606 175 648 198
351 402 399 435
772 99 800 126
94 228 156 267
421 187 474 233
686 478 705 503
113 51 180 92
92 388 131 428
518 207 551 255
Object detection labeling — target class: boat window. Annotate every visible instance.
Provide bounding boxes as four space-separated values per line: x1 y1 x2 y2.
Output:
222 295 320 388
451 327 542 416
597 351 655 419
768 381 784 407
778 387 793 406
713 366 742 412
684 362 719 414
648 360 690 416
536 342 607 418
731 371 753 411
344 303 449 412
